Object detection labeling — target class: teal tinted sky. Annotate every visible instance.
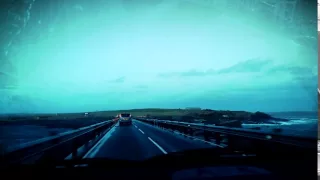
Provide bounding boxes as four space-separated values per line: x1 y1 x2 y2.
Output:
1 1 317 113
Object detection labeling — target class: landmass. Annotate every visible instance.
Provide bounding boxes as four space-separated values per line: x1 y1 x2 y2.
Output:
0 108 290 151
0 108 288 128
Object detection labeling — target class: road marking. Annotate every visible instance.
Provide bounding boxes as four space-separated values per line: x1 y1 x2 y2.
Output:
148 137 167 154
136 120 225 148
82 124 117 158
138 129 145 134
134 125 138 128
173 131 225 148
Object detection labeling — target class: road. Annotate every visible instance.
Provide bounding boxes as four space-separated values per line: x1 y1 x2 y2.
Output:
83 119 216 160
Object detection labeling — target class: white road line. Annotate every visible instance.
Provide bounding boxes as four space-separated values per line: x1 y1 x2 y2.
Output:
134 125 138 128
82 124 118 158
148 137 167 154
135 120 225 148
174 131 225 148
138 129 145 134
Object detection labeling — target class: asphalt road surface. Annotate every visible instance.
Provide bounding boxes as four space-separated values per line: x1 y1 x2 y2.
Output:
83 119 216 160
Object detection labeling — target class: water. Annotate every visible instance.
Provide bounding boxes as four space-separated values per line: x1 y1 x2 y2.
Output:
0 125 72 152
243 112 318 138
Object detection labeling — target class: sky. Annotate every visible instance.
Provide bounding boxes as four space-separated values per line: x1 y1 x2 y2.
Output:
0 0 317 113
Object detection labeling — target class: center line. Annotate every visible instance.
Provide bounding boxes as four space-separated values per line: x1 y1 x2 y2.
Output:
138 129 145 134
148 137 167 154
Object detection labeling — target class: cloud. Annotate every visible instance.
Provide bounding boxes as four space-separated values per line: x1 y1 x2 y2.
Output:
293 74 317 98
292 35 317 51
266 65 313 75
158 57 316 83
158 58 272 78
265 65 316 88
216 58 272 74
158 69 215 78
109 76 126 83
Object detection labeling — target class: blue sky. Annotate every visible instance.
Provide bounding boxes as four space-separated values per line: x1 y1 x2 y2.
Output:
0 1 317 113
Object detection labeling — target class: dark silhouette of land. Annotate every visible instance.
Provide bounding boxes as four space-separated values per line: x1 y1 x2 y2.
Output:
0 108 293 128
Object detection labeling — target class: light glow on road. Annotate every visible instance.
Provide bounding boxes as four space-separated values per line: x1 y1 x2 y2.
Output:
83 123 118 158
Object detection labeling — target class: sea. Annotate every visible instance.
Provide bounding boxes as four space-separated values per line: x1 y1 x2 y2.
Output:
242 112 318 138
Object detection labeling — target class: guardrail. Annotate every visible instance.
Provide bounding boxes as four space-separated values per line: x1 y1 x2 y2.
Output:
135 118 315 152
1 120 116 166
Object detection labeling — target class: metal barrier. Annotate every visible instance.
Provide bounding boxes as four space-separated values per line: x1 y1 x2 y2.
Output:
1 120 116 166
135 118 315 152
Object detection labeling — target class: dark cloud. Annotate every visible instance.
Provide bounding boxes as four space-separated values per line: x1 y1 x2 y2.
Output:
264 65 317 110
293 74 317 104
263 63 316 91
266 65 316 92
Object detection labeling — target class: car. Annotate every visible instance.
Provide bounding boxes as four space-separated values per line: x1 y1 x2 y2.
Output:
119 113 132 126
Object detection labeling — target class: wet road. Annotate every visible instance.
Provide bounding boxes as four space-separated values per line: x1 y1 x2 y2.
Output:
84 119 216 160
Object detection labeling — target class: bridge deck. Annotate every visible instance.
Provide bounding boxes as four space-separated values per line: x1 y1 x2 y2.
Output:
84 120 216 160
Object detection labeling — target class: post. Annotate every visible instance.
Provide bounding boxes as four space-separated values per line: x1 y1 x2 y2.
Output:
215 133 221 145
204 130 210 141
